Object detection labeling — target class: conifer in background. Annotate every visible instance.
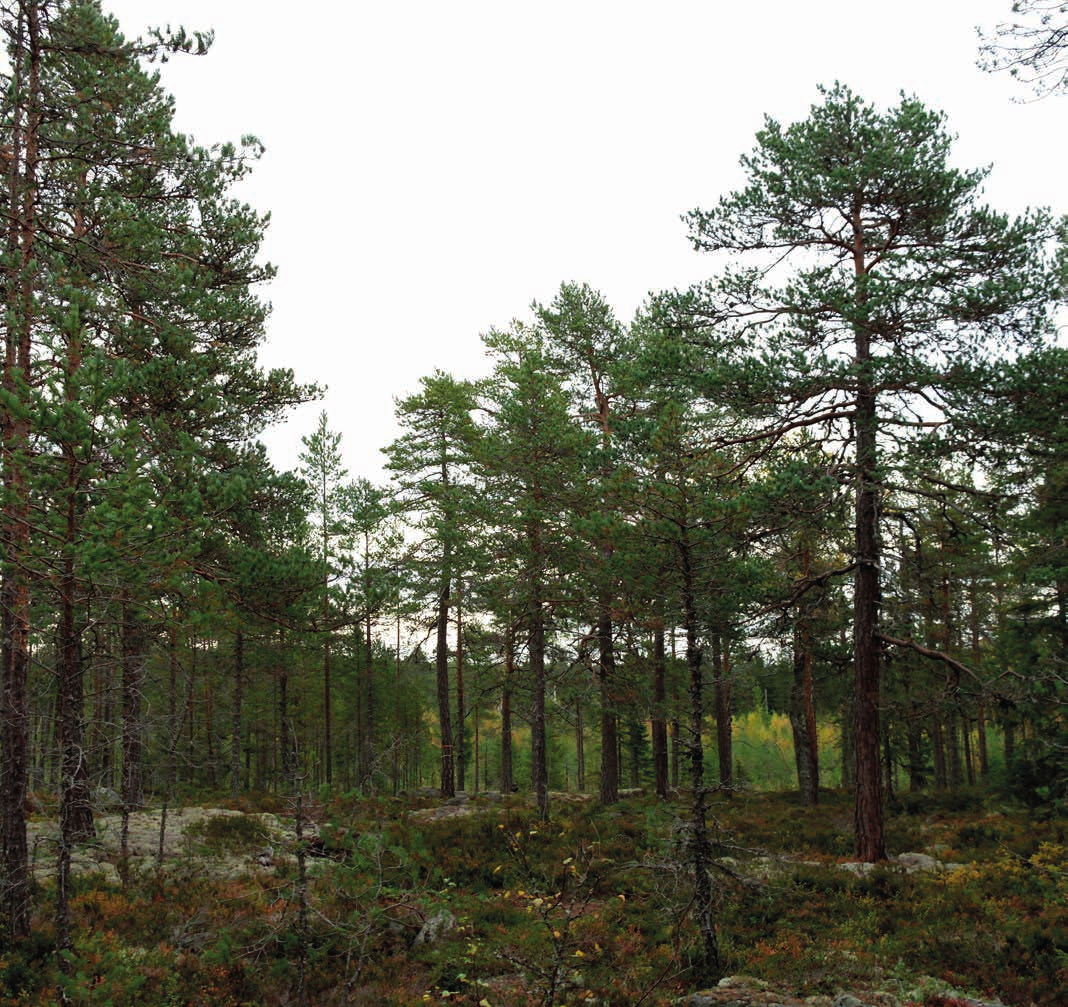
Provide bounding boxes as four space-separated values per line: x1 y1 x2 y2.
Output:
386 371 480 798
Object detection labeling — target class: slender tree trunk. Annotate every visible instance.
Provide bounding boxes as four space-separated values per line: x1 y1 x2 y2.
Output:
899 534 924 793
323 634 332 786
906 698 925 792
597 606 619 804
0 367 32 906
158 622 193 869
840 693 855 790
0 0 41 940
436 557 455 798
962 717 976 786
120 595 146 877
854 441 885 858
652 622 669 799
670 627 681 789
679 531 721 981
57 620 94 839
501 631 514 793
1003 710 1016 767
363 603 375 787
230 630 245 800
165 623 179 788
184 634 196 769
392 598 402 796
455 581 465 792
852 386 885 848
278 630 296 785
55 475 90 974
575 696 585 792
789 616 820 806
204 656 217 788
0 337 31 911
969 583 990 778
789 546 820 805
932 717 947 789
948 713 965 790
57 563 94 841
530 588 549 821
882 720 895 799
473 659 480 795
852 205 887 862
54 166 96 852
712 631 732 792
93 645 111 790
940 562 963 790
976 703 989 777
279 626 309 1007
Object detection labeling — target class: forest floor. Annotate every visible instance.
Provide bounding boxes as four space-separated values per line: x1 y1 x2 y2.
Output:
8 786 1066 1006
27 804 285 884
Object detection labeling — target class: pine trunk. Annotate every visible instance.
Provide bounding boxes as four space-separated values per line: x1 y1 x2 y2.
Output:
598 606 619 804
121 600 145 811
789 620 820 806
853 429 886 860
712 632 732 792
575 697 585 792
530 607 548 819
680 531 721 981
436 565 454 798
230 630 245 800
323 635 332 786
0 0 41 940
907 699 925 791
455 584 465 792
57 576 94 842
652 622 670 799
363 607 375 787
500 634 514 794
852 210 887 862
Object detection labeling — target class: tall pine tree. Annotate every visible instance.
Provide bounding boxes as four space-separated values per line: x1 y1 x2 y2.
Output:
674 83 1058 860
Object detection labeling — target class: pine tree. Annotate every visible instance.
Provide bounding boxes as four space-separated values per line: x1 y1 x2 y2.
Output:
299 411 348 784
338 476 403 788
0 0 312 938
535 282 634 805
385 372 480 798
675 83 1058 860
476 326 592 820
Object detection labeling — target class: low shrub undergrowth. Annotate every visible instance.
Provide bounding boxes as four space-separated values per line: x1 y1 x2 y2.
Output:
1 788 1064 1005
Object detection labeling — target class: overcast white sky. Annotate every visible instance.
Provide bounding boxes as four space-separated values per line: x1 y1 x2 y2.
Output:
105 0 1065 481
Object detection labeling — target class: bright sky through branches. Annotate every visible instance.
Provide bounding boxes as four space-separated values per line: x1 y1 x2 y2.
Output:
104 0 1066 480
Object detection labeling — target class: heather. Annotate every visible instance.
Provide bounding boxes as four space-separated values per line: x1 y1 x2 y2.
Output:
3 784 1064 1006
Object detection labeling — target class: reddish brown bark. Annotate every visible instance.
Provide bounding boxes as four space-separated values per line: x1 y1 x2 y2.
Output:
1 0 42 938
852 194 887 863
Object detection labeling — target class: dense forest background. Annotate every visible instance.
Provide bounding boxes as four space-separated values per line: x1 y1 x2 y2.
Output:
0 0 1066 981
